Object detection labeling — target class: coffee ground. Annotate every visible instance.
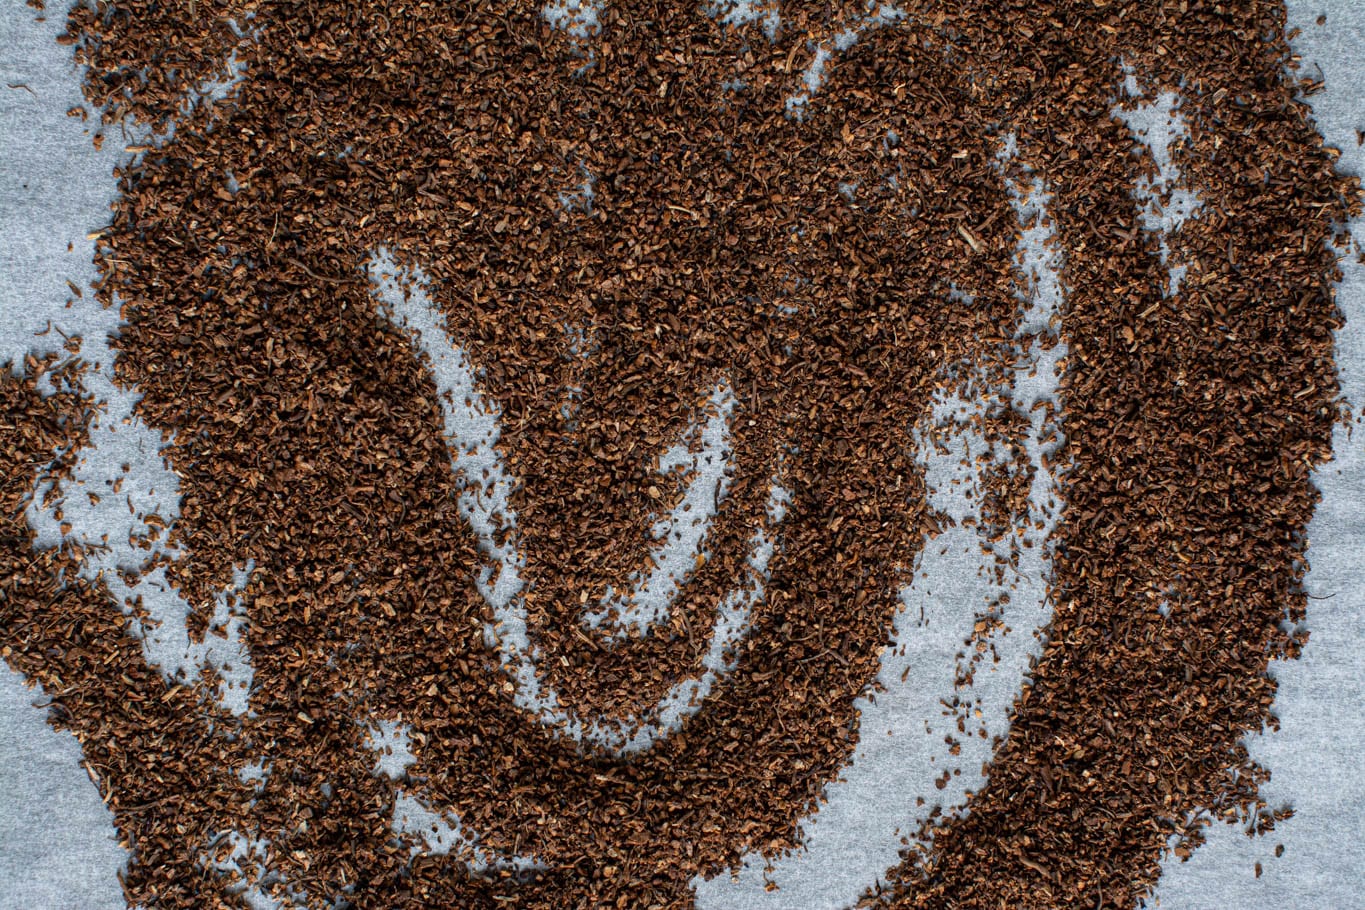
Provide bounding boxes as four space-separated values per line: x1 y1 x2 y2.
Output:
2 1 1358 908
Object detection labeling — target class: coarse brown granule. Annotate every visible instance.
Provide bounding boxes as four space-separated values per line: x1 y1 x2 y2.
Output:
2 1 1358 908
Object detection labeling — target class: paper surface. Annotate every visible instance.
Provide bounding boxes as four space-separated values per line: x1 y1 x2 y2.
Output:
1 2 1362 908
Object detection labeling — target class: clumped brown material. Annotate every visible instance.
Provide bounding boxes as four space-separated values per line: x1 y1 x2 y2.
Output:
2 1 1359 908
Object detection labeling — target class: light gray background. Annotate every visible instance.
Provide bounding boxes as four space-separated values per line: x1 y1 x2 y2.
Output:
1 2 141 907
1 1 1363 908
1148 5 1365 906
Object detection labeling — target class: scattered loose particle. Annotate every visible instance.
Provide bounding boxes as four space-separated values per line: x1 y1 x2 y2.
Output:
2 2 1359 909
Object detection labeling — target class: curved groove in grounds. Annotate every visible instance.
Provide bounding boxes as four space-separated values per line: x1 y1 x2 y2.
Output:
366 249 789 757
580 381 737 641
692 134 1069 909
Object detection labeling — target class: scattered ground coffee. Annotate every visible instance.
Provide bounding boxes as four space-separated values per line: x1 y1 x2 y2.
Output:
2 0 1358 907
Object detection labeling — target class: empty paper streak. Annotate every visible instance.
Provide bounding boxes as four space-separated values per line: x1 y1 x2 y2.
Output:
784 3 906 118
1146 12 1365 905
366 250 788 757
691 137 1067 910
1113 69 1202 298
582 382 735 640
27 427 259 716
9 0 260 718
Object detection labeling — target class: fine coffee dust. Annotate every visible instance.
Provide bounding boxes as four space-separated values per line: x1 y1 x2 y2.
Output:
1 1 1357 908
